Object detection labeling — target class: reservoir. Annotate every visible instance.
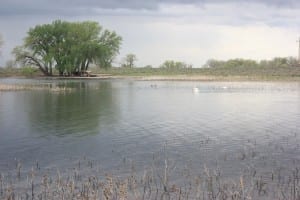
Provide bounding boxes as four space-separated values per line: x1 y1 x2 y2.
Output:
0 79 300 181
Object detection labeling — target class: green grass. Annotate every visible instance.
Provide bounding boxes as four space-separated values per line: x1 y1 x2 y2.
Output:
0 67 42 77
1 65 300 81
94 65 300 81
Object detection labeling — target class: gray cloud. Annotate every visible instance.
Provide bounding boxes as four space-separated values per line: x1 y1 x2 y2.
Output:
1 0 300 16
0 0 299 67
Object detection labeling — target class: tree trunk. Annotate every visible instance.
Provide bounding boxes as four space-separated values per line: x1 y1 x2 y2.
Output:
85 60 90 71
25 55 49 76
49 62 53 76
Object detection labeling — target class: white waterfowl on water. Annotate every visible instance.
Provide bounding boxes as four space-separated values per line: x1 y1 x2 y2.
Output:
222 86 228 89
193 87 199 93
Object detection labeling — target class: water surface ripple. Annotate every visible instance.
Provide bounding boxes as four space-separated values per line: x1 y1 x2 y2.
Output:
0 79 299 176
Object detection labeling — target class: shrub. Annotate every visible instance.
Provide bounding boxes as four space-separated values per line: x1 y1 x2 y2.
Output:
21 66 38 76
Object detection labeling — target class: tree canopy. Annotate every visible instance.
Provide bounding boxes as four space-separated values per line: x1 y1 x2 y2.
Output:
13 20 122 76
202 57 298 68
122 53 137 68
160 60 191 69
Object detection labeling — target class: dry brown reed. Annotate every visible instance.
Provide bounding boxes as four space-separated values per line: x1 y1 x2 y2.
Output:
0 83 73 93
0 156 300 200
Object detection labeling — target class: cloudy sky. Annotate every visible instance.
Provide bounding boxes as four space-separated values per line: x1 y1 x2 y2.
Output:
0 0 300 67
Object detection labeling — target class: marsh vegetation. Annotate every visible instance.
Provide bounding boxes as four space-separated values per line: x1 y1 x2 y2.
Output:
1 140 300 200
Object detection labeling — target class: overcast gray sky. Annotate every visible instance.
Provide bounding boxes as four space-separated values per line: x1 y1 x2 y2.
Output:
0 0 300 67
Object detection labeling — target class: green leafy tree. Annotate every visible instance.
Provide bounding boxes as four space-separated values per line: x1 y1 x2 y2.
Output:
286 57 299 66
204 57 298 69
5 60 15 69
122 54 137 68
143 65 153 68
203 58 258 68
160 60 188 69
202 59 225 68
259 57 298 68
97 30 123 69
13 20 122 76
224 59 258 68
269 57 288 67
13 46 51 75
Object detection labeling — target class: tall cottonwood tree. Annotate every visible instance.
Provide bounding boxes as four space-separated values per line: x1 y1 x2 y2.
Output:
122 54 137 68
13 20 122 76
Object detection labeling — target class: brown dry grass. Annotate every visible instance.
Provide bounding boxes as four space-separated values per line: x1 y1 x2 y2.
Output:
0 83 73 92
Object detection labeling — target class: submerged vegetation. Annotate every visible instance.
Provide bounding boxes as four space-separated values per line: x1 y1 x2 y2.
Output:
0 83 73 92
1 139 300 200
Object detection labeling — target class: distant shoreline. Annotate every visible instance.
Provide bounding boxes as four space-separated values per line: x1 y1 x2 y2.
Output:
106 75 300 81
34 74 300 82
1 74 300 82
1 66 300 81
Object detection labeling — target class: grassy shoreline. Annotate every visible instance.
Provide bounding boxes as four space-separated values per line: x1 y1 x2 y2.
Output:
1 66 300 81
92 66 300 81
101 74 300 81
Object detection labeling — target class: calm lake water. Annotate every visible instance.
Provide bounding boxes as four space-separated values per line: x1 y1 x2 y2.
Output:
0 78 300 178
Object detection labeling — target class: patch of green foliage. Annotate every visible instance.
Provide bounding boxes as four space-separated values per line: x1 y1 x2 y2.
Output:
160 60 192 69
13 20 122 76
0 66 42 77
21 66 39 77
0 68 22 77
94 57 300 80
121 54 137 68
